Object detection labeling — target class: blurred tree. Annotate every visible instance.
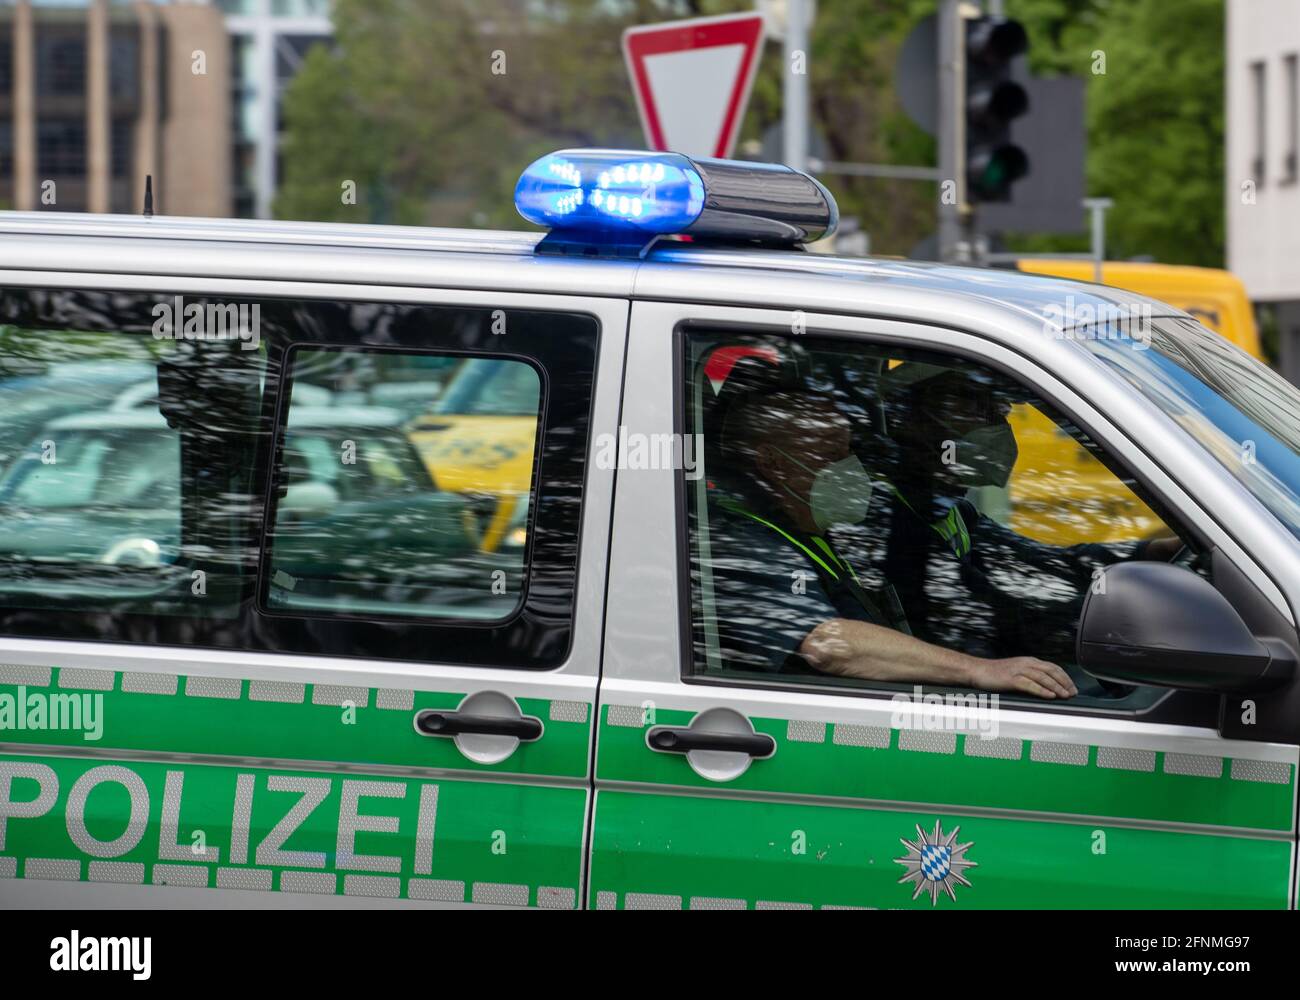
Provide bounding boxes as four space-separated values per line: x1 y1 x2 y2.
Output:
276 0 1225 267
1081 0 1225 266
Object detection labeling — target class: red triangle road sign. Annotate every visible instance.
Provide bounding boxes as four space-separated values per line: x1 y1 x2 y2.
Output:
622 13 766 160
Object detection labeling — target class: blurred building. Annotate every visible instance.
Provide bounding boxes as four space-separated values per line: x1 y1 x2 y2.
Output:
0 0 331 218
220 0 330 219
0 0 231 215
1227 0 1300 382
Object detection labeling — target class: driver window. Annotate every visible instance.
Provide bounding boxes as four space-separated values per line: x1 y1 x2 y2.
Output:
685 332 1197 710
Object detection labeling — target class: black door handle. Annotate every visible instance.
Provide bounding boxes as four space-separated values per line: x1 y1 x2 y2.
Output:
415 709 543 742
646 726 776 759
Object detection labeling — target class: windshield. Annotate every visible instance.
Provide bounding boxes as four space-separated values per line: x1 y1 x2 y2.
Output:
433 358 540 416
1081 316 1300 541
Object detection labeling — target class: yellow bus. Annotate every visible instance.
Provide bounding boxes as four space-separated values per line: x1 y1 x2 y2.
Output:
1006 261 1262 544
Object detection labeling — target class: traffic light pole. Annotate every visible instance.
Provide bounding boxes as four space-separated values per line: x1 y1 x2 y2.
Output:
783 0 811 174
937 0 966 262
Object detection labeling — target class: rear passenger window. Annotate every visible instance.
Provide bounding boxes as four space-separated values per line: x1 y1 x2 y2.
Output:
264 348 541 621
0 288 597 668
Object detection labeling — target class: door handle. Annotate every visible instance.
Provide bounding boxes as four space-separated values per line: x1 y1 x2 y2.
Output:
646 726 776 759
415 709 543 742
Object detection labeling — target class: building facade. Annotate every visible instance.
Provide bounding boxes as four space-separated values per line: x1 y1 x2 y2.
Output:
1226 0 1300 382
0 0 231 216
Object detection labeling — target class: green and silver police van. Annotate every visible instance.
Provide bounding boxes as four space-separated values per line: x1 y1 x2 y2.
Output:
0 149 1297 909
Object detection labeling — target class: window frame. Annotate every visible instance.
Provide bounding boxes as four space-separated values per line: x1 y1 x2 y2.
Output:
0 284 601 671
672 318 1235 726
257 342 547 628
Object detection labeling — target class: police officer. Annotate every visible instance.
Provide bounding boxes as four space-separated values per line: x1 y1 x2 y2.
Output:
862 362 1182 686
706 388 1079 699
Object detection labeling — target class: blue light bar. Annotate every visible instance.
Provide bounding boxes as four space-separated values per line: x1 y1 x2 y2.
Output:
514 150 706 237
515 148 838 257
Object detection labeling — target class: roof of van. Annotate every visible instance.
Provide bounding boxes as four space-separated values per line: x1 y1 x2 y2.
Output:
0 211 1189 339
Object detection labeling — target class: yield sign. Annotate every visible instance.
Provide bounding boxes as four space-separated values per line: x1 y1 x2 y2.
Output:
622 12 766 159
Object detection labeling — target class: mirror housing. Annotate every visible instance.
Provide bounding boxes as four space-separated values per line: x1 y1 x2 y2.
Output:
1077 561 1295 694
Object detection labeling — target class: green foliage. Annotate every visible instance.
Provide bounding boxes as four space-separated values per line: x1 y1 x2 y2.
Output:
1082 0 1225 266
275 0 1226 266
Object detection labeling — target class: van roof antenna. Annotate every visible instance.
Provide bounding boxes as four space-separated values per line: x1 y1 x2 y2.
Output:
143 175 154 218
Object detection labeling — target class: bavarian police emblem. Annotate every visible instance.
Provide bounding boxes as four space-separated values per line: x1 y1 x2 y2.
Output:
894 819 977 905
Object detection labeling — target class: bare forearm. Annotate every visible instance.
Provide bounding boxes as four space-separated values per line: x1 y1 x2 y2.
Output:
799 618 973 685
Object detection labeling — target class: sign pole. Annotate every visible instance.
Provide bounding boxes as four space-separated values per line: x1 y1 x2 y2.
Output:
937 0 965 262
783 0 810 174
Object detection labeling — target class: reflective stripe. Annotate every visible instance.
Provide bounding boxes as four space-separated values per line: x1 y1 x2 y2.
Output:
720 498 855 581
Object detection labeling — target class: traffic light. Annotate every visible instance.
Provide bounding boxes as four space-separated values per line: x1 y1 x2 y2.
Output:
965 16 1029 202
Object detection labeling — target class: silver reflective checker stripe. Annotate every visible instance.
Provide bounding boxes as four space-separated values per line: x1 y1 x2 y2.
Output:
624 892 682 910
58 668 114 691
344 874 400 898
548 700 589 723
1030 741 1089 765
1096 747 1156 772
898 729 957 754
606 704 645 728
756 900 813 910
408 878 464 902
216 867 273 891
1230 759 1292 784
0 857 16 878
185 676 241 700
121 672 179 695
536 886 577 909
280 871 336 895
88 861 146 884
821 904 872 910
595 890 617 910
786 720 826 744
471 882 529 906
312 685 369 708
964 736 1022 760
832 724 891 748
24 858 80 880
1163 753 1223 778
0 665 52 686
690 896 746 910
248 680 305 704
152 864 209 887
376 688 415 711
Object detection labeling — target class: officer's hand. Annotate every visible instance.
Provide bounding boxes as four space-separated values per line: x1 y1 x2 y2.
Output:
969 656 1077 699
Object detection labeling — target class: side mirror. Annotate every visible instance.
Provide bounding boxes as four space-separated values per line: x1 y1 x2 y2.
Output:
1077 562 1295 694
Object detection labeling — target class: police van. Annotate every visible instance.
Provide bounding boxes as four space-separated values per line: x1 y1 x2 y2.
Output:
0 149 1297 910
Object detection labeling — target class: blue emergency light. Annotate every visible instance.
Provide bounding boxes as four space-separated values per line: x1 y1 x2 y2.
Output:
514 148 838 257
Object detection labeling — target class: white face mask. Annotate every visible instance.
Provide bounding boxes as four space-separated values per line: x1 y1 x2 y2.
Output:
946 421 1019 489
776 449 874 531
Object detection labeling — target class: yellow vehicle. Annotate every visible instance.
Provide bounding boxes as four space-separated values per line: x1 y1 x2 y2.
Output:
408 357 540 552
1007 261 1262 544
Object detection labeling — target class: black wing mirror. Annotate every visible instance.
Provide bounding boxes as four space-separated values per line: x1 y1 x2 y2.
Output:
1077 561 1295 694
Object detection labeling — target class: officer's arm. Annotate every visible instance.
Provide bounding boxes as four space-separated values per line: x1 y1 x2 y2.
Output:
799 618 1077 699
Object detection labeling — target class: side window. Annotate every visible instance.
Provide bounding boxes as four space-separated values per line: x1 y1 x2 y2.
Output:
264 348 541 621
0 306 266 618
684 330 1197 710
0 288 597 669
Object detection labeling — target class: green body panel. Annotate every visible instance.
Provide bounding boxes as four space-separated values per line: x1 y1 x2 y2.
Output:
0 754 584 904
597 708 1295 831
0 669 589 778
588 791 1291 909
